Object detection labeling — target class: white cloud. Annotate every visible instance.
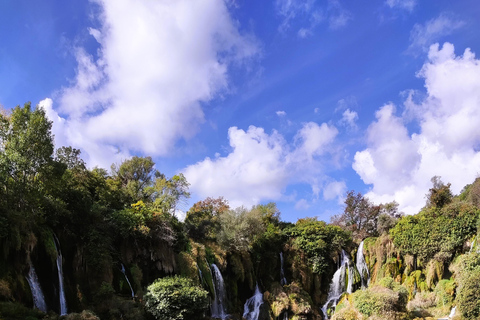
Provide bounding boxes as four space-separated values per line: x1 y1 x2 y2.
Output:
295 199 311 210
323 180 346 202
47 0 258 168
385 0 416 12
327 0 352 30
408 14 464 53
276 110 287 117
183 122 338 208
340 109 358 129
353 43 480 214
275 0 349 37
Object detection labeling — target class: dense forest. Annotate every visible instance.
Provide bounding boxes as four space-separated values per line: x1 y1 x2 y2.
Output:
1 103 480 320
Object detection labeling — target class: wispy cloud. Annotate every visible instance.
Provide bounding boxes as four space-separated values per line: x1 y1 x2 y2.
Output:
385 0 417 12
44 0 259 168
275 0 351 38
408 13 465 54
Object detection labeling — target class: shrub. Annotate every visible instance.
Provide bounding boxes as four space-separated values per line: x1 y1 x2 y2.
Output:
144 276 209 320
456 267 480 320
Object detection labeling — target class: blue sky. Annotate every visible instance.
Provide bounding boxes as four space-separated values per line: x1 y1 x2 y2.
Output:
1 0 480 222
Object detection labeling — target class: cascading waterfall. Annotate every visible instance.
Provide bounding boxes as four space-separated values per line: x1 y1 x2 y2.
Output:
321 250 354 320
53 234 67 315
210 264 228 319
26 263 47 312
120 263 135 298
279 252 287 286
243 283 263 320
356 240 370 288
449 306 456 319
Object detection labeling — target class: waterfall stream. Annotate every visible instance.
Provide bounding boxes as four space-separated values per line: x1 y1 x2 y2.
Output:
211 264 228 319
321 250 354 320
53 234 67 315
26 263 47 312
356 240 370 288
121 263 135 298
243 284 263 320
279 252 287 286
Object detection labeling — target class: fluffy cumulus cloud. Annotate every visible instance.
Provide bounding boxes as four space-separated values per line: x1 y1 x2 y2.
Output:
353 43 480 214
183 122 339 208
45 0 258 168
408 14 464 53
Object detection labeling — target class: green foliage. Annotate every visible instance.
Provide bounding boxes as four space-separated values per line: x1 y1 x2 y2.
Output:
185 197 229 241
217 206 266 251
144 276 209 320
352 285 403 317
425 176 453 209
453 253 480 320
331 190 381 242
288 218 351 274
391 202 479 262
0 301 45 320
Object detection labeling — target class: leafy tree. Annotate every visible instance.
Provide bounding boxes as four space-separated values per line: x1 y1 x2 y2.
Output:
144 276 209 320
111 156 157 204
151 173 190 215
288 218 351 274
425 176 453 209
217 206 266 251
185 197 229 241
331 191 381 242
0 102 55 212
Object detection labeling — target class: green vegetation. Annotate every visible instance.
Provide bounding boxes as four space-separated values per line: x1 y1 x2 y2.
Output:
144 276 209 320
2 102 480 320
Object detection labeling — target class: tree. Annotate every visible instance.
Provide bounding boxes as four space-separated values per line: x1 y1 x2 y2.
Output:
185 197 229 241
331 191 381 242
111 156 157 204
144 276 209 320
217 206 266 252
425 176 453 209
151 173 190 215
0 102 55 212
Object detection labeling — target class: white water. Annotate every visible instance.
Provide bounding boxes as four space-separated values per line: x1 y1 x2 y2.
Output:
53 234 67 315
211 264 228 319
321 250 354 320
279 252 287 286
26 263 47 312
243 284 263 320
121 263 135 298
356 241 370 289
449 306 456 319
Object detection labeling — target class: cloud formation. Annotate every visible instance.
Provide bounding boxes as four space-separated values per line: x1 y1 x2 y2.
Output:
408 14 464 53
275 0 351 37
183 122 340 208
45 0 258 168
353 43 480 214
385 0 416 12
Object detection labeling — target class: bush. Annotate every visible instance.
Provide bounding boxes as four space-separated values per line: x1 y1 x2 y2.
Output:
144 276 209 320
456 267 480 320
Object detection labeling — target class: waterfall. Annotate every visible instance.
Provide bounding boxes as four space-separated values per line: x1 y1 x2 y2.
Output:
321 250 354 320
210 264 228 319
243 284 263 320
356 241 370 288
53 234 67 315
279 252 287 286
26 263 47 312
198 263 204 284
449 306 456 319
120 263 135 298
